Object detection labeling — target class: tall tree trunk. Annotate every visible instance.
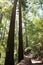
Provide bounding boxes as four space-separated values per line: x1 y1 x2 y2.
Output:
26 35 28 47
0 14 2 23
5 0 17 65
18 0 24 62
24 22 28 47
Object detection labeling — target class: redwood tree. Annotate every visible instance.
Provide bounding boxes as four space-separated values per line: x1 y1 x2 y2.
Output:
18 0 24 62
24 22 28 47
5 0 17 65
0 14 2 23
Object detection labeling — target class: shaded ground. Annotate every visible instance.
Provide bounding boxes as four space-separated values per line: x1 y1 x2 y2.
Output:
17 55 43 65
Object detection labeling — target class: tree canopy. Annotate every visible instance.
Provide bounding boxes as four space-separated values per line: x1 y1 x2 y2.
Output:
0 0 43 65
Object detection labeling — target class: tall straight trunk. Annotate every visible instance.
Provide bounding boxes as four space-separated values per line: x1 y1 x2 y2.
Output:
5 0 17 65
0 14 2 23
18 0 24 62
26 35 28 47
24 23 28 47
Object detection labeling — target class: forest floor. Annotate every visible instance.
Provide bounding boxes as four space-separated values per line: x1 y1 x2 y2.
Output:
17 54 43 65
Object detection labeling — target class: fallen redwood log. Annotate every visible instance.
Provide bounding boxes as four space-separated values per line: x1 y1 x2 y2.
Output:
17 55 43 65
17 57 32 65
31 59 43 65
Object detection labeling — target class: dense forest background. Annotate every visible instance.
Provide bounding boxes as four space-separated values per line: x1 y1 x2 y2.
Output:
0 0 43 65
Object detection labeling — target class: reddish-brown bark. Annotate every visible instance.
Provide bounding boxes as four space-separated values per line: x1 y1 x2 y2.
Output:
18 0 24 62
5 0 17 65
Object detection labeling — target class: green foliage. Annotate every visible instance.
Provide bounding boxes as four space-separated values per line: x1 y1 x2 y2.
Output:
0 0 43 64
